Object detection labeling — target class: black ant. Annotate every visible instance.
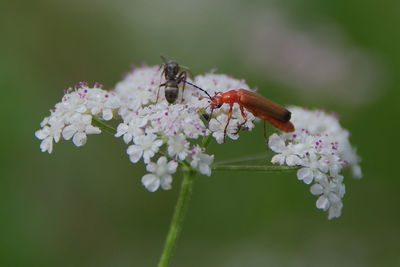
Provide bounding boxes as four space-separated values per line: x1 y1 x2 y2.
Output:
157 55 192 104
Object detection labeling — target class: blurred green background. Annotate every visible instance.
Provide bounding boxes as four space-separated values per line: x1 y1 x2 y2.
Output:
1 0 399 266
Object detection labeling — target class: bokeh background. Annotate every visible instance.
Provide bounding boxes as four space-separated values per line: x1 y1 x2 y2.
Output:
1 0 399 266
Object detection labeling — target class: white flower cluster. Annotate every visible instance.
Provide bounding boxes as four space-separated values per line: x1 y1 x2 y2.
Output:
36 66 258 192
35 65 361 219
113 67 256 191
35 82 120 153
268 106 362 219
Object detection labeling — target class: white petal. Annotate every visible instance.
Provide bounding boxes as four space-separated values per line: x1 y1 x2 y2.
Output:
102 109 113 121
127 145 143 163
160 175 173 190
91 106 101 115
53 130 62 143
316 196 330 211
286 155 300 166
297 167 313 184
146 162 157 173
310 183 323 196
72 132 87 146
40 117 49 127
115 123 128 137
40 137 53 153
271 154 285 165
352 164 362 179
208 118 221 132
143 150 156 164
154 139 164 147
227 132 239 140
328 193 341 205
203 154 214 165
199 163 211 176
141 174 160 192
62 125 76 140
167 161 178 174
328 202 343 219
314 171 327 183
157 157 168 166
85 125 101 135
178 151 188 161
318 161 329 173
81 114 92 124
123 133 133 144
268 134 285 153
35 127 49 140
76 105 87 113
212 132 225 144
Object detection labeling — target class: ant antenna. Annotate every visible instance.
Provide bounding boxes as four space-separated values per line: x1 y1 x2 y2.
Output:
160 55 168 64
184 81 213 99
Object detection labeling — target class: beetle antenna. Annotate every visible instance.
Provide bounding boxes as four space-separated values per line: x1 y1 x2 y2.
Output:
184 81 213 99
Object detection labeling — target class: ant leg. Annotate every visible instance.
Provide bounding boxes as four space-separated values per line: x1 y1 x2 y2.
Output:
223 104 233 143
180 65 194 79
156 83 166 104
235 105 248 134
176 71 188 103
263 120 269 149
156 64 166 104
159 66 166 79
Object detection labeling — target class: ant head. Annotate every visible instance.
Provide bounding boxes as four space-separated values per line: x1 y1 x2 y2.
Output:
165 61 179 77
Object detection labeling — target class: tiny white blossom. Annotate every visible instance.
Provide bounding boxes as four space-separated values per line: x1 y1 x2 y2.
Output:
127 133 163 164
141 157 178 192
168 134 190 160
62 114 101 147
297 153 328 184
269 134 300 166
190 145 214 176
115 117 146 144
86 88 120 121
209 114 239 144
35 117 64 153
310 175 345 219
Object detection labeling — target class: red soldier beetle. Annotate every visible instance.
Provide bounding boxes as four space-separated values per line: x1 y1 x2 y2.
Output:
185 81 295 143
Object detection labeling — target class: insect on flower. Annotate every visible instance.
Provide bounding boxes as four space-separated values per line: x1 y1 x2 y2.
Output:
185 81 295 143
156 55 193 104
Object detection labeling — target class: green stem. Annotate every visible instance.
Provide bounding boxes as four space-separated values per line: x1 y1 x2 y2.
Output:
157 169 196 267
213 153 271 165
212 165 299 172
202 134 213 148
92 117 116 135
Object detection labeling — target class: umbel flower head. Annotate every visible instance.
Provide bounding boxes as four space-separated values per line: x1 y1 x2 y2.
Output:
35 64 361 219
268 107 362 219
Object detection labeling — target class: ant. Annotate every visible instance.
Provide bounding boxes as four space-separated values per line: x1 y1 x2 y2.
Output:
185 81 295 143
157 55 192 104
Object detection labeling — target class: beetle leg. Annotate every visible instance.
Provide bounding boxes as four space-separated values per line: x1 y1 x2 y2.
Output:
223 103 233 143
176 71 188 103
235 105 248 134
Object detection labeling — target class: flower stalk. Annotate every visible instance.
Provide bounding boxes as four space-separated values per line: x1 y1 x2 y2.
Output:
212 165 299 172
158 168 196 267
92 117 116 135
